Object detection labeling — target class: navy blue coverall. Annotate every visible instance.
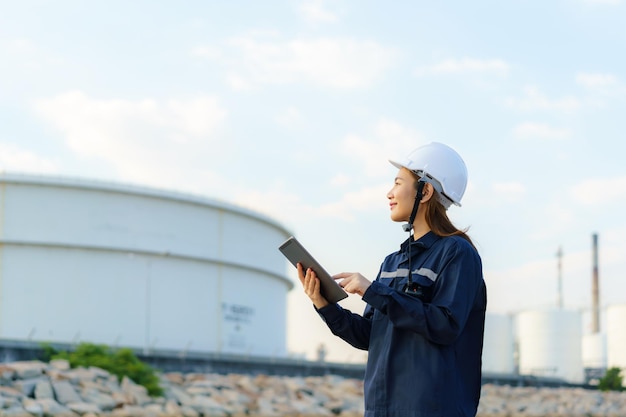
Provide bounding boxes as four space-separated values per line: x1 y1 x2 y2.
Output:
317 231 487 417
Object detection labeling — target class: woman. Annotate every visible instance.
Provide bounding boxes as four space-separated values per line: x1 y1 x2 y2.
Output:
298 142 487 417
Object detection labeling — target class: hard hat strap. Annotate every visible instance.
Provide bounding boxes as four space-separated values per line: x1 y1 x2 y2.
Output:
403 179 426 295
402 179 426 233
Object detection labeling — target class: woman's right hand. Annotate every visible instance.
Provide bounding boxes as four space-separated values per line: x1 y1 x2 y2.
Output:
297 263 329 309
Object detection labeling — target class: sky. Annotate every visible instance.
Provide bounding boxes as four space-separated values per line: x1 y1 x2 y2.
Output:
1 0 626 363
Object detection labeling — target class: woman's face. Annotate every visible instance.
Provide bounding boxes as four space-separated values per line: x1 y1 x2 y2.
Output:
387 168 418 223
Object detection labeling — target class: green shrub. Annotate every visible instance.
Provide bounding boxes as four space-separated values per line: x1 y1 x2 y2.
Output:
598 367 624 392
39 342 59 362
50 342 163 396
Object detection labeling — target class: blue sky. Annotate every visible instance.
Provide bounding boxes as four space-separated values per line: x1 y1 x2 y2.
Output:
2 0 625 362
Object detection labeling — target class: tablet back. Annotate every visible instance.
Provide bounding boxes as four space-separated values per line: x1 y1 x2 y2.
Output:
279 236 348 303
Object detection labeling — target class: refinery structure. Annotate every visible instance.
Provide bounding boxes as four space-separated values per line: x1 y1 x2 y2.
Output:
0 173 624 384
482 304 626 384
481 233 626 384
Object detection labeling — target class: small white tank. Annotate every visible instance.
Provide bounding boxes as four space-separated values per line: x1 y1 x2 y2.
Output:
606 304 626 369
516 309 583 383
482 313 515 374
582 332 606 369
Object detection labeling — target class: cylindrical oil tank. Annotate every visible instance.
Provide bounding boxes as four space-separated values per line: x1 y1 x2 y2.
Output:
482 313 515 374
606 304 626 368
582 332 606 369
0 174 293 357
516 309 583 383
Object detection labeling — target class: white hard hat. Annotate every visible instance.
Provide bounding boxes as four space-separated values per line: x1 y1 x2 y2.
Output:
389 142 468 208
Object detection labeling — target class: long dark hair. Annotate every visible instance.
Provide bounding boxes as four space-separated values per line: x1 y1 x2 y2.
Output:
418 180 476 250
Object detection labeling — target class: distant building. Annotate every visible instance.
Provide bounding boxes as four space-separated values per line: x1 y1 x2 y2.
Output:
0 173 293 357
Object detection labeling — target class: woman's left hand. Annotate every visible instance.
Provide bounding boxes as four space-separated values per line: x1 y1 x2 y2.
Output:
333 272 372 297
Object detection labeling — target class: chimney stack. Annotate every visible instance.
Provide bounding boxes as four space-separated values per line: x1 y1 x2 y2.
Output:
556 246 563 309
591 233 600 334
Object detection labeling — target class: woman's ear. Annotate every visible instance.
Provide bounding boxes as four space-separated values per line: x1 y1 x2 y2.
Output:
420 182 434 203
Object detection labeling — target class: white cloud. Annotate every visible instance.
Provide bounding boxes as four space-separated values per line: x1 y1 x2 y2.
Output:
298 0 339 23
275 106 304 128
229 119 420 227
231 118 420 226
234 184 307 231
234 180 388 226
32 90 228 190
2 38 36 54
485 258 559 313
576 72 618 89
485 243 596 313
330 173 351 187
0 143 59 174
196 34 397 89
528 202 576 241
512 122 571 140
492 181 527 202
569 177 626 205
1 37 64 72
505 86 582 112
317 183 389 221
415 58 510 77
190 45 223 60
341 118 425 178
581 0 622 4
576 72 625 98
225 74 251 91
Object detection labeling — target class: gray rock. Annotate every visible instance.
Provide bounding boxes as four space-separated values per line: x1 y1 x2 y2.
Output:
35 379 55 400
111 391 132 407
86 367 110 380
110 405 145 417
0 365 16 382
0 405 32 417
0 398 21 409
179 405 199 417
143 403 163 416
22 398 44 417
51 380 83 405
103 378 122 394
79 388 118 411
163 400 182 417
13 378 44 397
0 386 24 399
49 360 70 371
32 398 79 417
120 376 151 406
66 402 101 415
75 380 105 394
189 396 228 416
5 361 46 379
60 368 104 384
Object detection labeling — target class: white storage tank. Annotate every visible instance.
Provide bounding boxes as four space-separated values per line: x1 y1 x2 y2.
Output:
606 304 626 369
482 313 515 374
0 174 293 357
582 332 606 369
516 309 583 383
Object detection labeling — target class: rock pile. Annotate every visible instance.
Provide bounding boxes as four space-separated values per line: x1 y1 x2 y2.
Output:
478 384 626 417
0 360 364 417
1 360 626 416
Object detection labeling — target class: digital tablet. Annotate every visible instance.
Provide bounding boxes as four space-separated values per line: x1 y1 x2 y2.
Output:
279 236 348 303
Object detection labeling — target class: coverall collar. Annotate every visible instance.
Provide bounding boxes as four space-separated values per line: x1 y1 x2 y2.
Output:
400 230 440 253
